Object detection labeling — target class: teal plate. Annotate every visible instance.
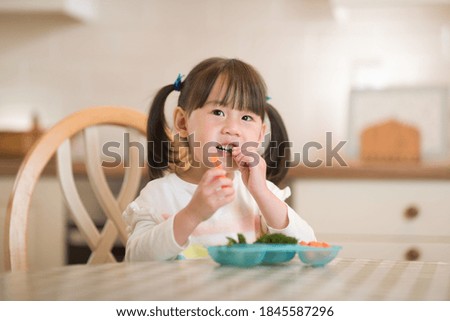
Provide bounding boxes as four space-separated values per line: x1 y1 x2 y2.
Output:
208 244 342 268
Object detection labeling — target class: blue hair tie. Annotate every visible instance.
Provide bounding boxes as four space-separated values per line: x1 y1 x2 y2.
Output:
173 73 183 92
266 96 272 101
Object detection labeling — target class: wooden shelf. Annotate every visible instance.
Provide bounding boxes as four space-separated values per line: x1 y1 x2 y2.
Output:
2 158 450 180
286 161 450 180
0 158 146 178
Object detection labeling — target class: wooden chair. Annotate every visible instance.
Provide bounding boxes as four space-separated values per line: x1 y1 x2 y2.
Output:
4 106 147 272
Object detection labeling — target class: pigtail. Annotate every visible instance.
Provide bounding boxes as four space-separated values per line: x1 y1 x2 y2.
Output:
147 84 177 180
263 103 291 186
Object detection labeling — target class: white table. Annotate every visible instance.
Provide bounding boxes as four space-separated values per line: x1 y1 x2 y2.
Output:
0 258 449 300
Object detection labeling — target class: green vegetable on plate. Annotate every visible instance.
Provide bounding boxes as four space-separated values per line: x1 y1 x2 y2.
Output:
226 233 247 246
226 233 298 246
255 233 298 244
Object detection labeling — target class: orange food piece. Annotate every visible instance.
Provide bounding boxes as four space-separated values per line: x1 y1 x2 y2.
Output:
210 156 226 178
210 156 221 168
299 240 331 248
320 242 331 248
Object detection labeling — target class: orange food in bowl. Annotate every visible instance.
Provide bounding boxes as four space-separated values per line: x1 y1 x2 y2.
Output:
299 240 330 248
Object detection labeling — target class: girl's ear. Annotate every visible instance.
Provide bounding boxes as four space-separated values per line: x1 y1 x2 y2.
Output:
173 107 189 137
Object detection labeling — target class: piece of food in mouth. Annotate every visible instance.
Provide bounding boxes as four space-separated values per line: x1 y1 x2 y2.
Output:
217 145 233 153
216 143 237 154
299 240 331 248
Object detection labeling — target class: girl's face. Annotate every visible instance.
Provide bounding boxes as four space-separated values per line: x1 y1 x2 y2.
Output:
174 76 266 177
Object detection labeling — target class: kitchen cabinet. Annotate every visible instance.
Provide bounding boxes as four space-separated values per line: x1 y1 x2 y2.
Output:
292 178 450 262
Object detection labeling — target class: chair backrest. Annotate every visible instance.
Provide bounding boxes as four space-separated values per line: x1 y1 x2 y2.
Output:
4 106 147 272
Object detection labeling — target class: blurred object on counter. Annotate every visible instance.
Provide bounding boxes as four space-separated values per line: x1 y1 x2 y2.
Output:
360 119 420 163
0 114 43 158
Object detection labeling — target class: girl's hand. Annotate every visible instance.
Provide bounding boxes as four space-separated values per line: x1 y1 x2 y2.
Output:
232 145 289 231
185 168 235 223
173 166 235 246
232 145 268 198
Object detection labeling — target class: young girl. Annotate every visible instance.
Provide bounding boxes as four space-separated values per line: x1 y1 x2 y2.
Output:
123 57 315 261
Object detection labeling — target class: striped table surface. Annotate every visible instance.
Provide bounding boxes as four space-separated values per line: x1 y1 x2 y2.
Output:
0 258 449 300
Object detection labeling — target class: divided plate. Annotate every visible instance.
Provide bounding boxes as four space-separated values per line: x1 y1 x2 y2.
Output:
208 244 342 268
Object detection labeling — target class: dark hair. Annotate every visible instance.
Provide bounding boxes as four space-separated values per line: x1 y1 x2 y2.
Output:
263 103 291 185
147 57 290 185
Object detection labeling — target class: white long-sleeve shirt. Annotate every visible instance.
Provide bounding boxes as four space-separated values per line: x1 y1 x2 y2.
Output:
123 171 316 261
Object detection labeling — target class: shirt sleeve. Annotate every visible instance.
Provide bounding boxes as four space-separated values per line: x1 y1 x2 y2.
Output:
123 201 188 261
264 181 316 242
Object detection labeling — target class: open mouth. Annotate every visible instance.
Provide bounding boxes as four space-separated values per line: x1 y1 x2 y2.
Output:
216 143 237 154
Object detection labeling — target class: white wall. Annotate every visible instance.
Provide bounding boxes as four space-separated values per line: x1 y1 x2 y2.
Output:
1 0 448 156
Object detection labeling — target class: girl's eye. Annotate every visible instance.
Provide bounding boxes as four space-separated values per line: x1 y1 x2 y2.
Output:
212 109 225 116
242 115 254 121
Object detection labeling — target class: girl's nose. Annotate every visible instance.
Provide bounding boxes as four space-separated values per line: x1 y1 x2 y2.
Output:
222 120 241 136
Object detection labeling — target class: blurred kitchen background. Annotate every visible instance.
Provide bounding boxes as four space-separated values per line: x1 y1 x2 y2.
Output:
0 0 449 271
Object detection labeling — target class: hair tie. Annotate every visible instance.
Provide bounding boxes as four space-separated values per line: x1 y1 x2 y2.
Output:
173 73 183 92
266 96 271 101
